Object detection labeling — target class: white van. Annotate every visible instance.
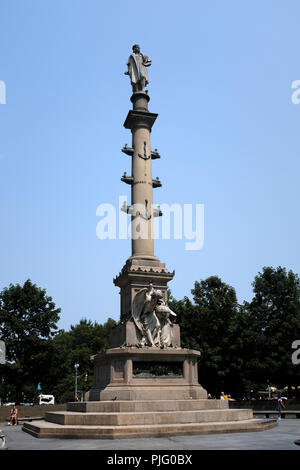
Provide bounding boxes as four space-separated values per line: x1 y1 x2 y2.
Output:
38 394 55 405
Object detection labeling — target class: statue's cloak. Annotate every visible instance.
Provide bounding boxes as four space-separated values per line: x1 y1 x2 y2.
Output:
127 53 151 86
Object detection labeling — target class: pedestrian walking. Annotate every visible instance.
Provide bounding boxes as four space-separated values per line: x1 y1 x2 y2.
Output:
276 395 285 421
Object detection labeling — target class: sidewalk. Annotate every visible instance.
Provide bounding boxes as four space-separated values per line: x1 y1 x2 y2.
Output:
1 419 300 450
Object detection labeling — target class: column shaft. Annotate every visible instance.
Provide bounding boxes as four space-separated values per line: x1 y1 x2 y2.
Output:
131 126 154 257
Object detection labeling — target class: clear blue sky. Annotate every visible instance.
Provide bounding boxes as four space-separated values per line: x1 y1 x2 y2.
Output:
0 0 299 331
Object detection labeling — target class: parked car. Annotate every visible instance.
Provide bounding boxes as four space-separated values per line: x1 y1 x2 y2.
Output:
38 394 55 405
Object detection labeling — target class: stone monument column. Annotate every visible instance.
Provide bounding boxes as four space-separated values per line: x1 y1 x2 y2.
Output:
22 45 276 439
96 51 209 397
115 50 175 324
125 91 157 260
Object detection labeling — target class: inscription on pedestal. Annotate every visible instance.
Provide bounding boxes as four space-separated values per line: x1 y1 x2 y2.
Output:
133 361 183 378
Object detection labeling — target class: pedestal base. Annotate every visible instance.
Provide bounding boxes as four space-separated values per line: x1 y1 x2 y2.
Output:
85 346 207 401
22 348 277 440
22 400 277 439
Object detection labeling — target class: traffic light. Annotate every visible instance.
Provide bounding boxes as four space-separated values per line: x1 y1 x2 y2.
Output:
84 373 88 382
1 377 4 383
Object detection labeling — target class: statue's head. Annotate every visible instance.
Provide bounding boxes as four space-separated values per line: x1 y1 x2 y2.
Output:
132 44 140 53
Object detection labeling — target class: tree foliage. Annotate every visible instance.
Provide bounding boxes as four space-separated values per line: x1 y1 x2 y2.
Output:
0 280 116 403
240 266 300 393
41 318 116 403
170 267 300 398
0 279 60 403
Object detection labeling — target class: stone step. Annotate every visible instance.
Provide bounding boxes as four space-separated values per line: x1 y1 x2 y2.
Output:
22 418 277 439
45 409 253 426
97 385 207 401
67 399 229 413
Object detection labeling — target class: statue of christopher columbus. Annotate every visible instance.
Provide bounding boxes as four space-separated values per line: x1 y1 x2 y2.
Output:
124 44 151 92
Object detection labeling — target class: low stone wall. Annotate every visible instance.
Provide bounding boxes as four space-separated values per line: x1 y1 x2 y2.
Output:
229 400 300 411
0 404 67 424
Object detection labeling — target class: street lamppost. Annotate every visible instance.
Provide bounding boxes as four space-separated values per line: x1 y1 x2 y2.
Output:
74 362 79 401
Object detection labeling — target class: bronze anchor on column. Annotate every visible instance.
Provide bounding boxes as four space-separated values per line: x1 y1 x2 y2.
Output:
138 141 151 160
140 199 152 221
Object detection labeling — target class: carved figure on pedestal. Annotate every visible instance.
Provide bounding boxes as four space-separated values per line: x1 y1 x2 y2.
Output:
155 300 177 347
132 283 176 347
125 44 151 92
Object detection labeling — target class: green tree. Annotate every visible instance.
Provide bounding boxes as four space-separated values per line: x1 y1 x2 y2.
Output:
241 266 300 395
42 317 117 403
0 279 60 403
